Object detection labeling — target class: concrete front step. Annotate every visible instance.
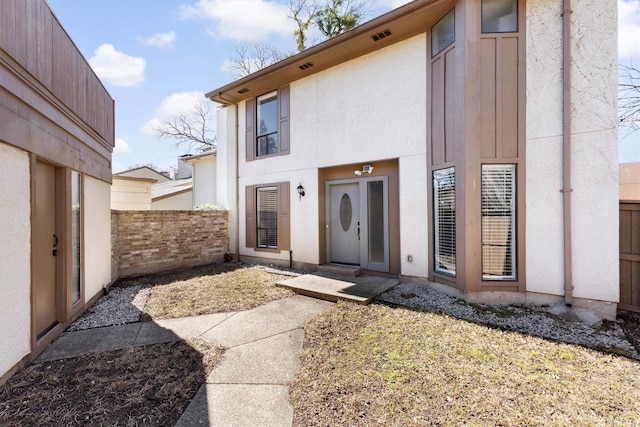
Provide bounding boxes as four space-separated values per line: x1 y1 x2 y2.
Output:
317 263 361 277
277 272 398 305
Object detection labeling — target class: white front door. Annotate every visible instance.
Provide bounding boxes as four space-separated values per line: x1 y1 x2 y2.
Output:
327 178 389 272
329 183 360 265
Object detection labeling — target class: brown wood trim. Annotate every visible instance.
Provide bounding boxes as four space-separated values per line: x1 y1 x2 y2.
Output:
151 187 193 202
0 52 113 155
620 254 640 263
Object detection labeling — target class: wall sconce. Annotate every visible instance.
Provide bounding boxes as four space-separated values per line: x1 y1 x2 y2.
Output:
354 165 374 176
297 183 305 200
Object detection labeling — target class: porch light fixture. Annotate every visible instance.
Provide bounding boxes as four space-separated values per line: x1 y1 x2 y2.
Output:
354 165 374 176
297 183 305 200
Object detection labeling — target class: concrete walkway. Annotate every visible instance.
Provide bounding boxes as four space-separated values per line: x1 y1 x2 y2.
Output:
36 295 332 426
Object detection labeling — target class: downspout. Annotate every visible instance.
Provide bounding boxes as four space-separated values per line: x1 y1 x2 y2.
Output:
217 93 240 262
562 0 573 306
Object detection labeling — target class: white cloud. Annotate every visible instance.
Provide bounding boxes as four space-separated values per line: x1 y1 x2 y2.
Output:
137 31 176 48
620 0 640 59
89 44 146 87
179 0 295 42
140 91 208 135
114 138 132 154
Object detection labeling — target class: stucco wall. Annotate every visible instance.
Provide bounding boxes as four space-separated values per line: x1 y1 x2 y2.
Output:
526 0 618 303
0 143 31 378
151 191 193 210
233 35 429 271
193 156 217 208
84 176 113 296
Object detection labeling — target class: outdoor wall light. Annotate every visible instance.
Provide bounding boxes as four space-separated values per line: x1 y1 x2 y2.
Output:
297 183 305 200
354 165 374 176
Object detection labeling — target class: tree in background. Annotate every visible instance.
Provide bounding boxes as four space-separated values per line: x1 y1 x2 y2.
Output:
228 0 368 78
154 102 216 153
620 64 640 132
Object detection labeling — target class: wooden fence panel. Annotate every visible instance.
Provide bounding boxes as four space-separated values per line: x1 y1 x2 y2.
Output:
620 202 640 312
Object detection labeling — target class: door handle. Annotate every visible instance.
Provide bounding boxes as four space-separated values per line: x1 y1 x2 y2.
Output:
357 222 360 240
53 234 59 248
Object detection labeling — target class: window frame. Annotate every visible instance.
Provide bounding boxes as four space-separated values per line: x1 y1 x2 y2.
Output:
245 182 290 252
431 8 455 58
433 167 456 277
245 85 290 162
481 164 517 281
481 0 519 34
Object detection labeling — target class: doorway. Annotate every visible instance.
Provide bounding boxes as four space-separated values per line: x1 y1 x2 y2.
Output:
33 161 59 340
326 177 389 272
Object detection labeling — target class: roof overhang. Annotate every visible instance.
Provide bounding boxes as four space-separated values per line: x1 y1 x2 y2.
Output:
206 0 454 105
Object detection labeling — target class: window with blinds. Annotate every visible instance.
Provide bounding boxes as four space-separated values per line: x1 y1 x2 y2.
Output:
257 186 278 249
433 167 456 276
481 164 516 280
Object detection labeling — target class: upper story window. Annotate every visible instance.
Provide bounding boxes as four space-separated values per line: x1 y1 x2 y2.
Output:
245 85 290 162
257 92 278 156
431 8 455 58
481 0 518 33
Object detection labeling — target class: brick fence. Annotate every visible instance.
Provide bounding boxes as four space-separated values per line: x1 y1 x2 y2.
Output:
111 210 229 279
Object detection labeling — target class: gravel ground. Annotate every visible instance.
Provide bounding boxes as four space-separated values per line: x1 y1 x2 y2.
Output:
67 285 152 331
378 282 639 358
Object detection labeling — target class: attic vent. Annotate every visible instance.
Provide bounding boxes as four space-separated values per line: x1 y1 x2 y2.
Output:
298 62 314 70
371 29 392 41
237 88 249 94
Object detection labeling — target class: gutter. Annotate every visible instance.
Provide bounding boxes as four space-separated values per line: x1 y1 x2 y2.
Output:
215 92 241 262
562 0 573 306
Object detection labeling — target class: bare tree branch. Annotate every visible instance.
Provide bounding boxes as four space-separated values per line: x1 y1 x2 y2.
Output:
620 64 640 132
227 42 285 79
154 102 216 153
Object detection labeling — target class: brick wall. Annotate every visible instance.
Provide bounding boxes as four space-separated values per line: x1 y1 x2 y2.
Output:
112 210 229 279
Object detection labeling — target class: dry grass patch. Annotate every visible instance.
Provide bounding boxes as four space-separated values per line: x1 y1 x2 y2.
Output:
115 263 294 320
0 338 224 426
291 302 640 426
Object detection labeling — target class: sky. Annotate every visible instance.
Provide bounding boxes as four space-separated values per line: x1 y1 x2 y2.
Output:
46 0 640 174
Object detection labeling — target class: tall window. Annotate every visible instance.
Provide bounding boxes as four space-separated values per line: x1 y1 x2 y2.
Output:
71 171 82 304
257 186 278 248
481 0 518 33
257 91 278 157
431 8 455 57
433 167 456 276
481 164 516 280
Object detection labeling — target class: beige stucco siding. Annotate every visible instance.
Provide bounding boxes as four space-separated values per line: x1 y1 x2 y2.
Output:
235 35 429 270
152 191 193 210
193 156 217 208
84 176 113 294
111 177 153 210
526 0 618 303
0 143 31 377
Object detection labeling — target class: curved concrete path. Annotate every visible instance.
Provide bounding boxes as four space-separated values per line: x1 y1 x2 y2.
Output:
37 295 332 426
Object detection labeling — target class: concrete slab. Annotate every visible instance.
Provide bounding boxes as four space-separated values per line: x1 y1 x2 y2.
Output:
149 312 237 341
134 322 182 346
176 384 292 427
200 296 331 348
207 329 304 385
36 323 141 362
277 272 399 304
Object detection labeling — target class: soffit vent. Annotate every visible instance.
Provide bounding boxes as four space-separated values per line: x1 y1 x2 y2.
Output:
237 88 249 94
371 29 392 41
298 62 314 70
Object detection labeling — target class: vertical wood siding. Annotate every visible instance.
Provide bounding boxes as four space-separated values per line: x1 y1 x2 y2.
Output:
620 202 640 312
0 0 113 145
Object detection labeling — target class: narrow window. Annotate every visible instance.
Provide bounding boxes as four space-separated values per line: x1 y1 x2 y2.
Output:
431 8 455 58
256 91 278 157
257 186 278 248
481 0 518 33
433 167 456 276
71 171 82 304
482 164 516 280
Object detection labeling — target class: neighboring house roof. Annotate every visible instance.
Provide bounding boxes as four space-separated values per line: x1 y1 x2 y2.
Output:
207 0 451 105
115 166 171 183
181 150 217 162
151 178 193 202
